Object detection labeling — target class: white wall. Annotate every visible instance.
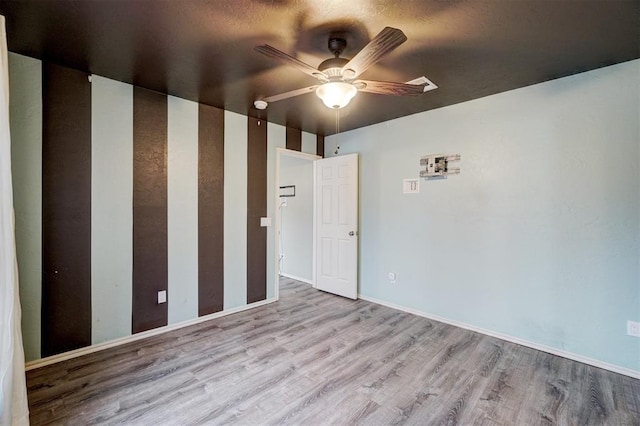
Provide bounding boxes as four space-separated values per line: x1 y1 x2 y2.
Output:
167 96 199 324
91 75 133 344
279 155 314 282
267 123 286 298
301 131 317 155
328 59 640 373
222 111 248 309
9 53 41 362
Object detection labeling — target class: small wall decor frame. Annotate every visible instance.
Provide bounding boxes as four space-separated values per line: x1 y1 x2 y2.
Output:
279 185 296 197
420 154 461 179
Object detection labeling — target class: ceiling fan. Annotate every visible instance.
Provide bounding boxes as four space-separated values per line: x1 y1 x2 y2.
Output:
254 26 437 110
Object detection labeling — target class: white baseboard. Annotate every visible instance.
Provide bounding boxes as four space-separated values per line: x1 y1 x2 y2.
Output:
358 294 640 380
25 298 277 371
27 293 639 380
279 272 313 285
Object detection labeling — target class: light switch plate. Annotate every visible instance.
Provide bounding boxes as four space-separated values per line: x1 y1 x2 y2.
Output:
158 290 167 304
260 217 271 227
403 179 420 194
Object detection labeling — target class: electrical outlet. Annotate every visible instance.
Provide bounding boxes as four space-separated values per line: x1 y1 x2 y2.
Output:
158 290 167 304
627 320 640 337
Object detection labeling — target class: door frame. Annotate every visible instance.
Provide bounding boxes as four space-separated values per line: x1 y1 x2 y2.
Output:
274 147 321 301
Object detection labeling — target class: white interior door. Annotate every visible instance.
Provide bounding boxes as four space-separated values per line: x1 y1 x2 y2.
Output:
314 153 358 299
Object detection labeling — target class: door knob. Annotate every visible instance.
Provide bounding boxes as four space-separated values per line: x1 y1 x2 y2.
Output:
349 231 356 236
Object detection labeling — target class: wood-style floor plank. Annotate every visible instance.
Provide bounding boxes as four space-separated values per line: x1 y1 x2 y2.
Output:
26 278 640 425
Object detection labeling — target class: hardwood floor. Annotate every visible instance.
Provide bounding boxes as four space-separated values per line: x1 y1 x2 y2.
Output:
27 278 640 425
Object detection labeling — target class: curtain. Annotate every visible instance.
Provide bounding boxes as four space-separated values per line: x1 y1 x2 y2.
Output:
0 14 29 426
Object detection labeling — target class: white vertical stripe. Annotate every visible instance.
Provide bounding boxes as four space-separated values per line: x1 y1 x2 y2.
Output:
167 96 199 324
267 122 286 299
91 75 133 344
2 20 30 424
224 111 248 309
8 53 42 361
301 131 316 155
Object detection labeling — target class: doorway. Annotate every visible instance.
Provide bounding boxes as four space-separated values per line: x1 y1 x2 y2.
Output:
274 148 320 300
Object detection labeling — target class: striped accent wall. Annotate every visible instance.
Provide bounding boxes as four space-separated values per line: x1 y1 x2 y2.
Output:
9 54 42 361
167 96 198 325
41 63 92 357
197 104 224 317
285 126 301 151
223 111 248 310
301 131 317 155
284 129 320 156
8 53 325 361
247 118 267 304
91 75 133 345
317 134 325 157
266 123 286 300
132 87 169 333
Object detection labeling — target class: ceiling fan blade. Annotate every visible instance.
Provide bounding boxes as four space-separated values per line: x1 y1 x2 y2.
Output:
356 80 427 96
262 85 319 103
255 45 326 81
341 27 407 79
405 76 438 92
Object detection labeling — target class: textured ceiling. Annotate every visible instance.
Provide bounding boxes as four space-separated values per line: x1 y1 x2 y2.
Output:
1 0 638 135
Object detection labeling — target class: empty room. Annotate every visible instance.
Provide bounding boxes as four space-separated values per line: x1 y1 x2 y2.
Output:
0 1 638 425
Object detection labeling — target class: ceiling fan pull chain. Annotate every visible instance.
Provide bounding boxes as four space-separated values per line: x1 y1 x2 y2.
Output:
334 108 341 155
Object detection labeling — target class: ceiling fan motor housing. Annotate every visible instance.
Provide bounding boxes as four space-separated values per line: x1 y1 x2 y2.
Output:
318 57 349 78
328 37 347 57
318 37 352 79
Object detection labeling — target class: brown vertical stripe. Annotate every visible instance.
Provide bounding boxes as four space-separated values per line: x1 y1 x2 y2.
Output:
41 63 92 357
316 134 325 158
198 104 224 316
132 87 168 333
247 117 267 304
286 127 301 151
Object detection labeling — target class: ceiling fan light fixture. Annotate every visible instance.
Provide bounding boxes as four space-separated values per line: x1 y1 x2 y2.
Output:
316 82 357 109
